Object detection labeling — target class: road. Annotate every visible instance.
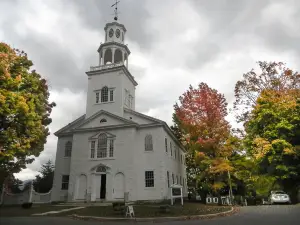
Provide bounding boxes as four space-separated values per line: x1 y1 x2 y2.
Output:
1 205 299 225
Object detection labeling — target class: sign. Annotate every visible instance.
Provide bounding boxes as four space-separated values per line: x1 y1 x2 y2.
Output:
125 205 135 218
172 188 181 196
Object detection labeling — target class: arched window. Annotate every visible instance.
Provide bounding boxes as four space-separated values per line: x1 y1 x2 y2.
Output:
104 48 112 64
96 166 106 173
64 141 72 157
100 118 107 123
114 49 123 64
97 134 107 158
101 86 108 102
145 134 153 151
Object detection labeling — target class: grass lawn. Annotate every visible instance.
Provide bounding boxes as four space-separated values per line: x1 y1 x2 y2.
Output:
58 202 231 218
0 204 77 217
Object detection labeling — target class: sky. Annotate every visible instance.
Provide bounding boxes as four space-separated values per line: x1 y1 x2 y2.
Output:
0 0 299 181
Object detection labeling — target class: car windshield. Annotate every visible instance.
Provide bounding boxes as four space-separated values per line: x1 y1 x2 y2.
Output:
274 191 285 194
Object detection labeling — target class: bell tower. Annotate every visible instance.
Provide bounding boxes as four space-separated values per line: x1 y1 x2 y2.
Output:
85 2 137 119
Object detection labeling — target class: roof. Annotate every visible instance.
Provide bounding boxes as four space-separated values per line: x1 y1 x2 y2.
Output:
124 108 186 151
86 65 138 86
54 109 185 152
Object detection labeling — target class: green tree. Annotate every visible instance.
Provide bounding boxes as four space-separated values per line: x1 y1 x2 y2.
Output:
33 160 54 193
0 43 55 184
234 61 299 123
244 89 300 201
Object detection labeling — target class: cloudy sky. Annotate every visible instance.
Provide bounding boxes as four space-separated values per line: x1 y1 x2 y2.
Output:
1 0 299 180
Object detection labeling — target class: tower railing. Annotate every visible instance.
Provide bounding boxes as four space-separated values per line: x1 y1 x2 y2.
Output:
90 62 124 72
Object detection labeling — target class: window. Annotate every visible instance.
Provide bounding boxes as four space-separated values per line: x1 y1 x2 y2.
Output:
183 178 185 189
101 86 108 102
167 171 170 188
145 171 154 187
90 141 95 158
174 145 176 159
109 139 114 157
97 133 107 158
165 138 168 153
129 95 133 108
110 90 114 101
172 173 174 184
96 92 99 103
124 89 129 106
96 166 106 173
170 142 172 157
100 118 107 123
64 141 72 157
61 175 69 190
176 175 178 184
145 134 153 151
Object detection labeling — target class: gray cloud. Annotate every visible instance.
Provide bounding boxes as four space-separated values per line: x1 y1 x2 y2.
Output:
71 0 153 50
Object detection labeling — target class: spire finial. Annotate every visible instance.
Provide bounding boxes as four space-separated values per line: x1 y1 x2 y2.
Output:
111 0 120 21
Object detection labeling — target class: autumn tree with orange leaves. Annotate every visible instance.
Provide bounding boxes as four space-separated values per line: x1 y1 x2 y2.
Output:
174 83 236 193
0 43 55 185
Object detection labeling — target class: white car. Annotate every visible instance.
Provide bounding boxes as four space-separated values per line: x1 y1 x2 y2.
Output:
269 191 291 204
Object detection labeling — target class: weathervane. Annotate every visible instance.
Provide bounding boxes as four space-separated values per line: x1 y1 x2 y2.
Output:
111 0 120 21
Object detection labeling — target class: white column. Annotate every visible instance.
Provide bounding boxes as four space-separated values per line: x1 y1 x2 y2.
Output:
122 51 125 65
112 48 115 64
99 52 101 66
102 49 106 65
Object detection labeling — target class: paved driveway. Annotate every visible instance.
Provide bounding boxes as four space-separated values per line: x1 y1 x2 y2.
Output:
1 205 299 225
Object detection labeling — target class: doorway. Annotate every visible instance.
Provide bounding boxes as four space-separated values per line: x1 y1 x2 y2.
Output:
100 174 106 199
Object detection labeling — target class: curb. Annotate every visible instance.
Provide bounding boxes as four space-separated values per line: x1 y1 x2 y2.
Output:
70 207 238 223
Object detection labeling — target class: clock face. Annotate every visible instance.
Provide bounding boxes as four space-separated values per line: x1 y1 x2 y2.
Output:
116 29 120 38
109 29 114 38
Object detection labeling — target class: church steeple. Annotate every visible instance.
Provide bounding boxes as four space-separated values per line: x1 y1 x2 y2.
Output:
85 6 137 119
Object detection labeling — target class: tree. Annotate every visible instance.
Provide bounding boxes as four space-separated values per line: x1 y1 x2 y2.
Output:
244 88 300 201
174 83 233 193
33 160 54 193
0 43 55 184
234 61 300 123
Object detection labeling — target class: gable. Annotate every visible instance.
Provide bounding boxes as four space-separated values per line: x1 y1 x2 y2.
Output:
76 110 136 129
124 109 164 125
54 114 85 136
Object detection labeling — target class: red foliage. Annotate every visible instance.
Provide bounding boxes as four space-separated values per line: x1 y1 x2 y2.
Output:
174 83 230 153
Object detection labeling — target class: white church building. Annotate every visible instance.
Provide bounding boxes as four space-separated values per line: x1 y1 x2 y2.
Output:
51 20 187 202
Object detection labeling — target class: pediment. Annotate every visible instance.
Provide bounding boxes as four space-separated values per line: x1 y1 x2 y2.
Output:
88 131 115 140
76 110 136 129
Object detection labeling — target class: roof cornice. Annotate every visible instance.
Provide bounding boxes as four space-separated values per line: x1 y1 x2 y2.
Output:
97 42 131 55
86 65 138 86
104 22 127 32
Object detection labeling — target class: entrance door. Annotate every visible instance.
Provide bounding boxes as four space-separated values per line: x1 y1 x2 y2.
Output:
95 175 101 199
114 173 125 199
77 174 87 200
100 174 106 199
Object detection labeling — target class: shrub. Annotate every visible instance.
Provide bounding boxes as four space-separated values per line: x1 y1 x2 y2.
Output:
21 202 33 209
